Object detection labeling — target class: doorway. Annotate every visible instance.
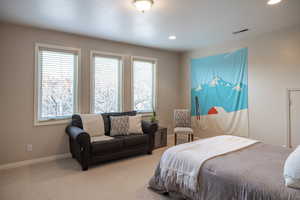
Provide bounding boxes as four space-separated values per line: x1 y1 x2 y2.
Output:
287 89 300 149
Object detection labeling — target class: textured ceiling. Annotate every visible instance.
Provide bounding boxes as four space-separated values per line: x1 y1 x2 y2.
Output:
0 0 299 51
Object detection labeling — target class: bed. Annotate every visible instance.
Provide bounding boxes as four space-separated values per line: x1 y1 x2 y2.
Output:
149 136 300 200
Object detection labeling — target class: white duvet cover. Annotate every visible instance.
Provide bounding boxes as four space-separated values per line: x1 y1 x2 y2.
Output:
159 135 258 191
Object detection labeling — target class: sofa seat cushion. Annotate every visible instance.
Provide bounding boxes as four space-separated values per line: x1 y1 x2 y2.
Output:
116 135 149 148
174 127 193 133
91 135 114 142
91 138 123 155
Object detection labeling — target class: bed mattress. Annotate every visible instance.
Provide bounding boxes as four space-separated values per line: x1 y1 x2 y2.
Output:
149 143 300 200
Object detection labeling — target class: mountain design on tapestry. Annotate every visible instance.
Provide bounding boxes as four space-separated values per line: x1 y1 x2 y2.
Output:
191 76 248 116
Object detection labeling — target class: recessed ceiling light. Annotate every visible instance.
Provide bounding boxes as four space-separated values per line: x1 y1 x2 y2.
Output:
168 35 176 40
267 0 282 5
133 0 154 12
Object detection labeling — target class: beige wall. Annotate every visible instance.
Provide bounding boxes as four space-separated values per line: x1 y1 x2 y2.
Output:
2 22 299 165
0 23 181 165
180 25 300 146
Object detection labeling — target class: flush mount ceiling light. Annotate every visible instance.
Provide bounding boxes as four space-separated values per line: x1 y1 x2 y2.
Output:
133 0 154 12
168 35 176 40
267 0 282 5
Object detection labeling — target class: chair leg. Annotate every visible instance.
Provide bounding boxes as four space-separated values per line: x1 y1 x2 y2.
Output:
191 134 194 141
175 133 177 145
188 134 190 142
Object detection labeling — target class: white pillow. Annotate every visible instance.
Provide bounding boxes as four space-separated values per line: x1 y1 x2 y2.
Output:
80 114 105 137
128 115 143 134
284 146 300 189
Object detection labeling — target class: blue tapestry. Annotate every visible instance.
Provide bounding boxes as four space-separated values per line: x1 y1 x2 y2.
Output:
190 48 248 136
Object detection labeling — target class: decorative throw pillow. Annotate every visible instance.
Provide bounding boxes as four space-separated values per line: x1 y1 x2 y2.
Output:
110 116 129 136
80 114 105 137
128 115 143 134
284 146 300 189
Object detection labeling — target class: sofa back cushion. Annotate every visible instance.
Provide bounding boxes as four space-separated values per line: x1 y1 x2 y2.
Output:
71 114 84 129
71 111 137 136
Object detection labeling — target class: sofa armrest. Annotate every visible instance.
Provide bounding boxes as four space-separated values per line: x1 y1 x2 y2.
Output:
142 121 158 135
142 121 158 154
66 125 91 146
66 125 91 170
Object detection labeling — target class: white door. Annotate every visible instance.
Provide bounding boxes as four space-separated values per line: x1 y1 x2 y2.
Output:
290 90 300 149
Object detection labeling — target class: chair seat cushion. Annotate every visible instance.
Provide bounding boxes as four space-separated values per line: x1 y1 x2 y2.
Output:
91 138 123 155
174 127 193 133
115 135 149 148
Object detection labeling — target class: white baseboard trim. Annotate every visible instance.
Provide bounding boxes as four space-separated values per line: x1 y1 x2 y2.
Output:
0 153 71 171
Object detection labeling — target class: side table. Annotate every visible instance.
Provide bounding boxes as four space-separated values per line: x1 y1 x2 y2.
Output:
154 127 168 149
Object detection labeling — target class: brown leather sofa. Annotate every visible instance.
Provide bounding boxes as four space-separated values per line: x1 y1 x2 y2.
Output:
65 111 158 170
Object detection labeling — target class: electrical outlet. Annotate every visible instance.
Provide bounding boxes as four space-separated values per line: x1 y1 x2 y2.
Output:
26 144 33 152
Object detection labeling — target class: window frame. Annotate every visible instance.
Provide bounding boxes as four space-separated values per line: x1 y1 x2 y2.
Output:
90 50 124 114
131 56 158 115
34 43 81 126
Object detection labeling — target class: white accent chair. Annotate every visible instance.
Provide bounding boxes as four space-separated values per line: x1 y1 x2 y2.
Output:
174 109 194 145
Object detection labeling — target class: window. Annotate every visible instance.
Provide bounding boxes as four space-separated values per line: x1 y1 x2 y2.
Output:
35 44 80 125
132 57 156 113
91 52 123 113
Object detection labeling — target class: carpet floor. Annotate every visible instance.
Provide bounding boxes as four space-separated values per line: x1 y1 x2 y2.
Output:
0 136 188 200
0 135 202 200
0 149 173 200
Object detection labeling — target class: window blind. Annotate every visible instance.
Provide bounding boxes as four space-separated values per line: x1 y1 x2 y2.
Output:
133 59 155 112
38 50 76 120
92 55 121 113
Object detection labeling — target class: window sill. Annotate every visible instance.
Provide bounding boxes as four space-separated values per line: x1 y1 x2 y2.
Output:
137 112 153 117
34 118 71 126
